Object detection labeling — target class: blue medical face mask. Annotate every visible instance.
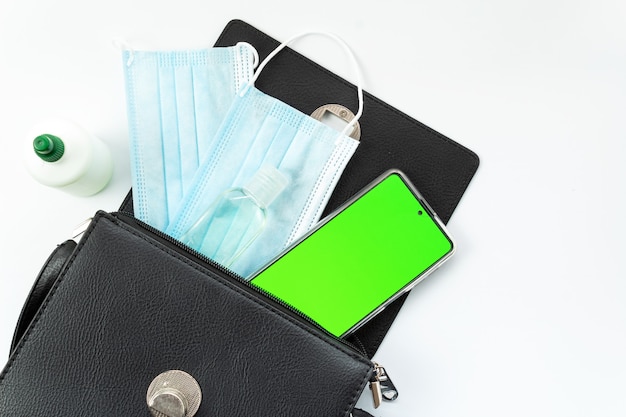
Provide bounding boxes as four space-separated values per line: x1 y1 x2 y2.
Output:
122 43 258 231
167 33 364 278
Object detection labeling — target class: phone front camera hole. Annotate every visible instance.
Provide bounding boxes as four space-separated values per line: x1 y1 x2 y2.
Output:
418 210 423 216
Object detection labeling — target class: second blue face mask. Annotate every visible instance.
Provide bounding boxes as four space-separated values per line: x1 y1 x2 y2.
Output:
122 43 258 231
166 33 364 278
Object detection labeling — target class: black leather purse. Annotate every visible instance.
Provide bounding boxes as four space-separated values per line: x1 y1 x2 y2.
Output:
1 211 375 416
1 20 479 416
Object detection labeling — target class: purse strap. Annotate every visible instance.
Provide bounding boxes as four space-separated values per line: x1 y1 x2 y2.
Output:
10 239 76 354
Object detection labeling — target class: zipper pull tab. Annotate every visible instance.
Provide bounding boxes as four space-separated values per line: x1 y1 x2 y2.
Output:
369 377 383 409
369 362 384 408
369 362 399 408
377 364 399 401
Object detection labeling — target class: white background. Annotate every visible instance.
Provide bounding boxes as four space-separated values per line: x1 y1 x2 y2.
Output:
1 1 625 416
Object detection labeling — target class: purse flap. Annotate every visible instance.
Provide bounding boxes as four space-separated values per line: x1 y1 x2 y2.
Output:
0 212 372 417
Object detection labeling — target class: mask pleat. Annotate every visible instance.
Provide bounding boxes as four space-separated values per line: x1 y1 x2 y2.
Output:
230 114 283 188
191 64 212 162
260 122 297 171
174 64 199 196
158 62 183 226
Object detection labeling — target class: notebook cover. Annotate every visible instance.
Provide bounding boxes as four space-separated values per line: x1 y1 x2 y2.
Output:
211 19 479 357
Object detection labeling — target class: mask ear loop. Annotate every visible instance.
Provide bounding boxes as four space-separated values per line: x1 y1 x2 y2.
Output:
236 42 260 69
111 39 135 66
242 32 364 138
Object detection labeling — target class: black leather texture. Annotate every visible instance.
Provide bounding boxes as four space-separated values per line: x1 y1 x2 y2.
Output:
0 212 373 416
10 239 76 353
213 19 480 358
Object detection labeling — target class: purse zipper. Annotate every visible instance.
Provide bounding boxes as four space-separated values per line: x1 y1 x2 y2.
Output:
111 212 367 352
75 212 399 407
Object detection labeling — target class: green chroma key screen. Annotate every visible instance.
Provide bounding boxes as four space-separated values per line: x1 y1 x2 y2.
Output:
251 171 454 337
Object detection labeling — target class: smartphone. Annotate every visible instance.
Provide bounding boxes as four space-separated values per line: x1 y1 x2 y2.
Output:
250 170 455 338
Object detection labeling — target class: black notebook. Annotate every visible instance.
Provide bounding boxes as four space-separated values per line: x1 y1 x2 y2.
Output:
121 19 480 358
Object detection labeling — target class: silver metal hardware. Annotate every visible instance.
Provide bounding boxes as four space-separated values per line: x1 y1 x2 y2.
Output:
310 104 361 140
147 370 202 417
370 378 383 409
369 362 398 408
376 364 398 401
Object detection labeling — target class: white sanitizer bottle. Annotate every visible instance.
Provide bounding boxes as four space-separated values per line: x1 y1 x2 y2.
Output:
23 118 113 196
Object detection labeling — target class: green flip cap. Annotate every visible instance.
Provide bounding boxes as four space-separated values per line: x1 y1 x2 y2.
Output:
33 134 65 162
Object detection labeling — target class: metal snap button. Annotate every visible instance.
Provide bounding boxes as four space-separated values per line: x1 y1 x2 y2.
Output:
147 370 202 417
